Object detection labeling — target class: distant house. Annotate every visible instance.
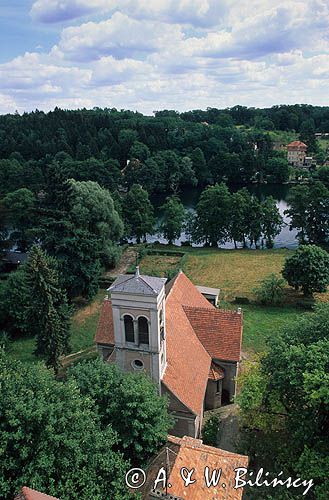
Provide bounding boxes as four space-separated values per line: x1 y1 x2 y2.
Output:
287 140 307 167
15 487 59 500
144 435 249 500
95 269 243 438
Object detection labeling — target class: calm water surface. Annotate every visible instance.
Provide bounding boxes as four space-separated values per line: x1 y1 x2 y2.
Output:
148 184 298 249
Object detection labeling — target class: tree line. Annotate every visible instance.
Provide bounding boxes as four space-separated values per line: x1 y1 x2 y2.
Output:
0 107 292 202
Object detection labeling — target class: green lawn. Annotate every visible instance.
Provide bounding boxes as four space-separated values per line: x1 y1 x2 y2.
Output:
240 303 301 352
140 247 294 301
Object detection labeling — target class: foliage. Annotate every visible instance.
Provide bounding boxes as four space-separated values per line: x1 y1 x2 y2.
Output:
192 183 231 246
253 273 286 305
1 188 36 250
286 181 329 245
0 352 132 500
123 184 155 243
68 359 173 465
202 415 220 446
260 196 283 248
160 195 186 244
238 303 329 497
42 179 123 299
282 245 329 296
25 245 71 373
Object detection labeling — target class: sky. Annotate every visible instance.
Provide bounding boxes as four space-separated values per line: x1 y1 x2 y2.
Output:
1 0 329 115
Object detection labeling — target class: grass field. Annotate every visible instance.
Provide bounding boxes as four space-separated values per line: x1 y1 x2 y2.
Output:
139 247 294 301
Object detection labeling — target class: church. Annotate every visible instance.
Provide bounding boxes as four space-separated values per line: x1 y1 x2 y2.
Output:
95 268 243 438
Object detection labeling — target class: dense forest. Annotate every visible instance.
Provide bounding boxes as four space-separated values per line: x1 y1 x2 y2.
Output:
0 104 317 197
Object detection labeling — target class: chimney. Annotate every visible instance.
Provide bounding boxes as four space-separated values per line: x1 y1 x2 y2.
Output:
237 307 242 314
135 266 140 277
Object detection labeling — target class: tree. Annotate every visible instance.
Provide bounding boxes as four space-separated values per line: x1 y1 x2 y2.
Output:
25 245 71 373
264 157 289 183
190 147 211 185
0 267 30 336
192 183 231 246
160 196 185 244
285 185 310 244
253 273 286 305
299 119 317 153
282 245 329 297
42 180 123 299
123 184 155 243
0 353 132 500
229 188 251 248
261 196 283 248
246 195 262 248
238 304 329 499
1 188 36 251
68 359 173 465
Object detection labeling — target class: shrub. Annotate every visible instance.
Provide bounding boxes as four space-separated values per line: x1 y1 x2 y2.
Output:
202 414 220 446
253 273 286 305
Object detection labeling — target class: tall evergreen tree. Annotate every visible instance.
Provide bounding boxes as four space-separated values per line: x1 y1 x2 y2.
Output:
25 245 71 373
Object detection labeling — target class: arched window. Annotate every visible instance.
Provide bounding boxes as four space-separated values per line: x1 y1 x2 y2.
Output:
124 315 134 343
138 316 149 345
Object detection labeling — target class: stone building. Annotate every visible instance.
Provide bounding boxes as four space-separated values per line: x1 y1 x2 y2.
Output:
287 140 308 167
95 269 243 439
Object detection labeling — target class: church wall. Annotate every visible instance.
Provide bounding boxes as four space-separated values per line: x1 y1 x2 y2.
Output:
213 360 238 402
97 344 114 360
205 379 222 410
161 384 200 438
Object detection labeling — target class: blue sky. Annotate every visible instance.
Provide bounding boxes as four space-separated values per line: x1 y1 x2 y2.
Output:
1 0 329 114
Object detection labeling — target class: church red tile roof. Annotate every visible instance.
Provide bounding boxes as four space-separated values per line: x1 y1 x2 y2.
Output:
162 272 212 416
94 298 115 345
144 435 248 500
183 306 243 362
15 487 59 500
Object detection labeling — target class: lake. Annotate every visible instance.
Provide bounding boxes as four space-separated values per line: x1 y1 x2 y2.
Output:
148 184 298 249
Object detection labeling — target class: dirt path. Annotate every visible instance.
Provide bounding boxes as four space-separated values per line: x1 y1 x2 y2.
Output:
104 246 138 280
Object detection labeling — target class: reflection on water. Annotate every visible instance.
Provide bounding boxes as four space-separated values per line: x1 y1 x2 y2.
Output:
148 184 298 249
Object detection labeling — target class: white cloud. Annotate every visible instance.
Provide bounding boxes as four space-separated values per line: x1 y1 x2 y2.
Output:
31 0 228 27
55 12 183 61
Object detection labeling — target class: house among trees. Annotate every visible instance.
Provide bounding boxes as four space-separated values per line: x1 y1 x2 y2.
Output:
95 268 243 438
287 140 308 167
143 435 248 500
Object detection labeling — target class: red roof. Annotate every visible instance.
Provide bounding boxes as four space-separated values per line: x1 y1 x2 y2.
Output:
163 272 212 416
287 140 307 149
94 298 115 345
150 436 249 500
183 305 243 362
16 487 59 500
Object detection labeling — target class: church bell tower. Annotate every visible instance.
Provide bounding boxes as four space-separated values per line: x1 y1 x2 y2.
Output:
108 267 167 389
